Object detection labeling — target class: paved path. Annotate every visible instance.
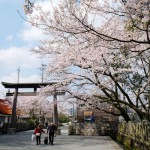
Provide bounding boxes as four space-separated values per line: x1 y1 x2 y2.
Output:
0 126 124 150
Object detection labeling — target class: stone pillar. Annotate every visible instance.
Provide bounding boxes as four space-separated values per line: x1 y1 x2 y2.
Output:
56 128 61 135
76 123 81 135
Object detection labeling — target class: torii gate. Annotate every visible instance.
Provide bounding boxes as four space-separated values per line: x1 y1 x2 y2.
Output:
1 82 65 129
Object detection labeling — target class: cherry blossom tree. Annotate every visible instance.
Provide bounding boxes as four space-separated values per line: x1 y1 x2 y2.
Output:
7 96 49 121
24 0 150 122
10 93 68 123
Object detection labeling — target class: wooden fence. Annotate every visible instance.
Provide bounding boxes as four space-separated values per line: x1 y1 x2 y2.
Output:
117 120 150 150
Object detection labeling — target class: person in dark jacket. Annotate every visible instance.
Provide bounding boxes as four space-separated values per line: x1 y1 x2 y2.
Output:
47 123 57 145
90 115 95 124
45 121 48 128
34 124 46 145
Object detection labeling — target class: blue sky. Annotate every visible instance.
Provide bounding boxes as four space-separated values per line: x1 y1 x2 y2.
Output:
0 0 46 98
0 1 24 48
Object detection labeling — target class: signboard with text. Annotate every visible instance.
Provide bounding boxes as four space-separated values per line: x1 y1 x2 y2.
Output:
84 111 92 116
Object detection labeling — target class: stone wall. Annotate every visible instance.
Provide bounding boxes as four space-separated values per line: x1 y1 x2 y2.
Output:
68 123 98 136
80 123 98 136
0 122 35 134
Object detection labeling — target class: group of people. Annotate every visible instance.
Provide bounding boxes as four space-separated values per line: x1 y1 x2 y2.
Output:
34 122 57 145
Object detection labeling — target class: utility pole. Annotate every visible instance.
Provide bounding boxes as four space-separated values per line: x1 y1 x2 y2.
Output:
53 88 58 126
24 0 34 14
73 102 74 118
39 63 46 83
17 67 20 83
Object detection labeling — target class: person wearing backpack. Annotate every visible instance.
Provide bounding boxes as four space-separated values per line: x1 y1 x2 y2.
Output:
34 124 46 145
47 123 57 145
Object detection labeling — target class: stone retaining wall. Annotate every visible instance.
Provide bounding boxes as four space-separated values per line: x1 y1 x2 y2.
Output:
68 123 98 136
0 122 35 134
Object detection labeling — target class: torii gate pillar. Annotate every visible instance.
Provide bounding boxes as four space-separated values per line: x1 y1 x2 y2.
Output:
1 82 64 131
11 88 18 128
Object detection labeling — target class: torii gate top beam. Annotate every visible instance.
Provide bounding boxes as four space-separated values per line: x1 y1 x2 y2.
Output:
2 82 65 96
1 82 57 89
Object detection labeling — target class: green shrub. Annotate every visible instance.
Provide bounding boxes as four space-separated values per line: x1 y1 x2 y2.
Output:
27 119 36 129
117 134 122 143
123 136 131 149
58 113 70 123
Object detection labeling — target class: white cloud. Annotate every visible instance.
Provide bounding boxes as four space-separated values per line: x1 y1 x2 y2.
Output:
6 35 13 41
2 72 41 83
0 46 46 98
0 46 41 69
19 22 47 42
19 0 60 42
0 0 58 98
0 72 41 98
